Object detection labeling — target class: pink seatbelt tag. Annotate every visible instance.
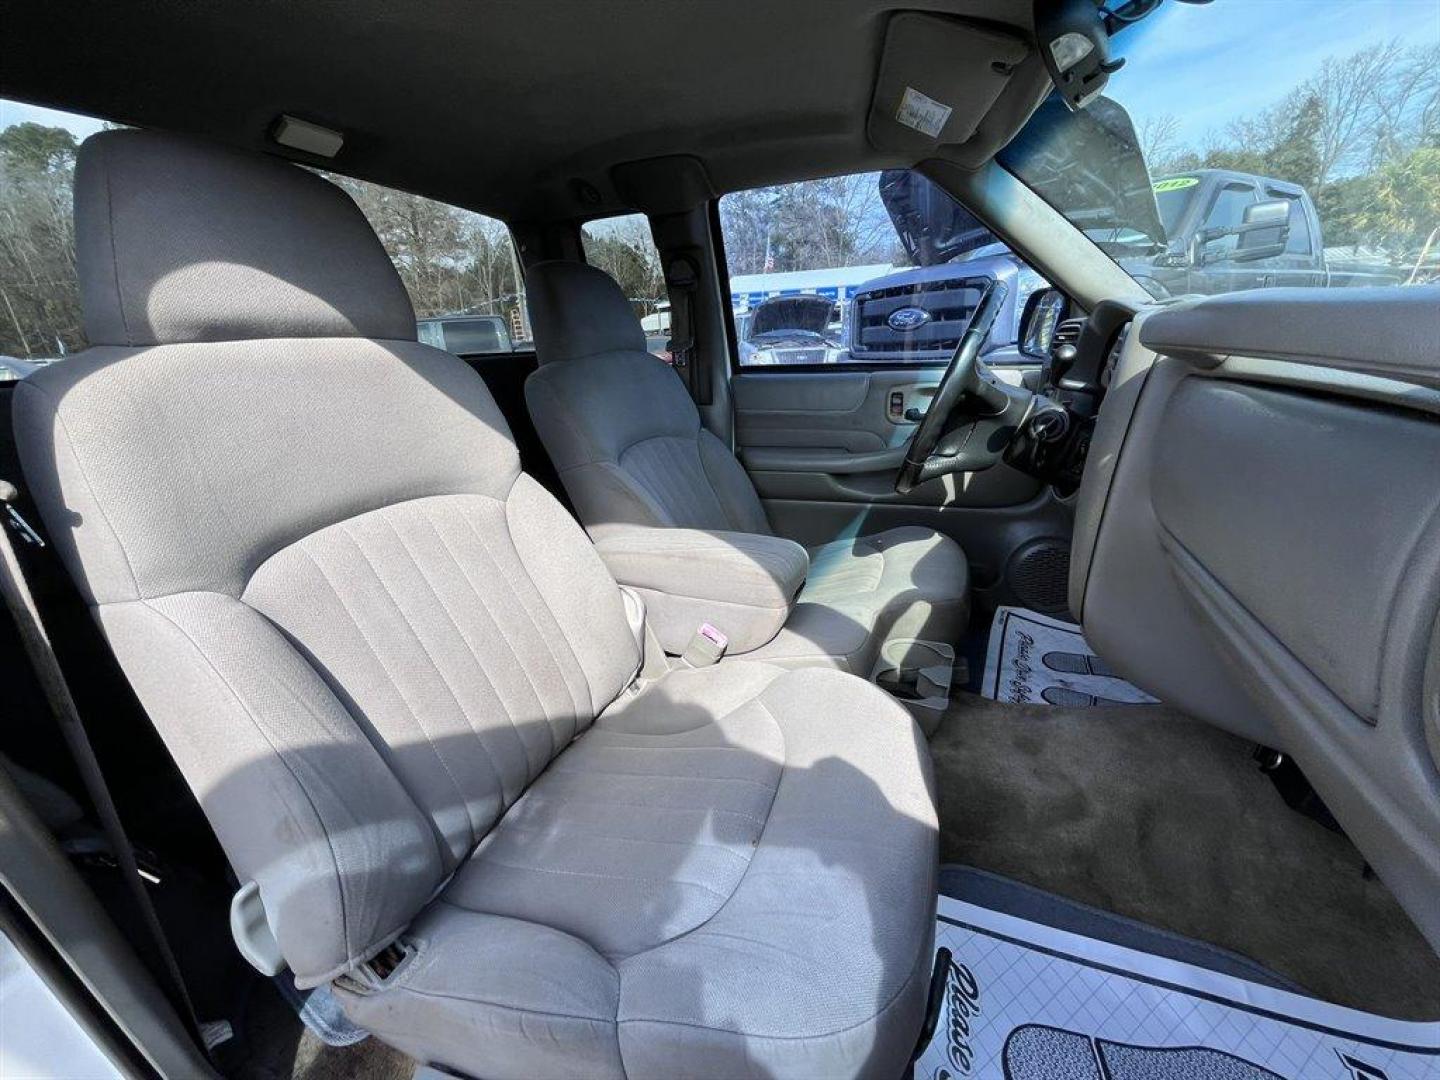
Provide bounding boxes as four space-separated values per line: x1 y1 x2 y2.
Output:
681 622 729 668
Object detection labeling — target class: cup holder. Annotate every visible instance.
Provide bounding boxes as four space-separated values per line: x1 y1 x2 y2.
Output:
871 638 955 733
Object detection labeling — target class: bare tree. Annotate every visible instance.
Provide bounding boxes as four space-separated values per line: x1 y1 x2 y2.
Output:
1368 41 1440 163
0 125 82 357
467 217 517 314
718 187 778 275
1137 113 1182 175
581 214 665 302
330 173 519 319
1305 40 1401 190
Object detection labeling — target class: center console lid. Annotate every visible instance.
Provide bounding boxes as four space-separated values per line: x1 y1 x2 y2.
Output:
593 527 808 655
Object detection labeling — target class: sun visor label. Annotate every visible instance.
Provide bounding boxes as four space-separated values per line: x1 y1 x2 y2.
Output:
896 86 952 139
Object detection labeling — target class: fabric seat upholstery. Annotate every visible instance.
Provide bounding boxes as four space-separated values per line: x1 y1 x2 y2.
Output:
524 260 971 673
13 130 939 1079
341 664 938 1078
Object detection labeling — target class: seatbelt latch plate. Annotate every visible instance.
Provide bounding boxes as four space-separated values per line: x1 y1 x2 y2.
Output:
681 622 728 668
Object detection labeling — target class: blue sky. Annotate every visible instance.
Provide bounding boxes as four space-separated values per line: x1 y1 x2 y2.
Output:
0 98 108 139
1112 0 1440 149
3 0 1438 155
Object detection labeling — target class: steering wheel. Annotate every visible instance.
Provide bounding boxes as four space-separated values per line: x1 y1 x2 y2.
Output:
895 279 1036 494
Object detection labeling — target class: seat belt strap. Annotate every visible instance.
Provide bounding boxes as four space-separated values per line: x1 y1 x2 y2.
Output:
665 255 711 406
0 480 211 1054
617 586 668 690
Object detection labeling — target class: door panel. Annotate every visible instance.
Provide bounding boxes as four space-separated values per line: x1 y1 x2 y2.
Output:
733 368 1041 505
732 367 1067 602
1075 286 1440 952
734 369 922 452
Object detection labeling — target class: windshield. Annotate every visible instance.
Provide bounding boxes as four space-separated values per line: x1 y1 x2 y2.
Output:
1002 0 1440 298
1154 178 1198 239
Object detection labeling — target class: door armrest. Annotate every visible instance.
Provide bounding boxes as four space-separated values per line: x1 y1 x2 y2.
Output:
740 444 908 475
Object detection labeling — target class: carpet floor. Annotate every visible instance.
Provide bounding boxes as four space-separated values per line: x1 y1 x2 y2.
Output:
229 981 414 1080
929 692 1440 1020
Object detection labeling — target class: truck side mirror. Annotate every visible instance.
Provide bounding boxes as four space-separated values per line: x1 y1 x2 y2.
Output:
1197 198 1292 265
1232 198 1291 262
1018 288 1067 359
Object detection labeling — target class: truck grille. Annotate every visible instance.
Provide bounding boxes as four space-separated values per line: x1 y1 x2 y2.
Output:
774 346 829 365
850 276 989 361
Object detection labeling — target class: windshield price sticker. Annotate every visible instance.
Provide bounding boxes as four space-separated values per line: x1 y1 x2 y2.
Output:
1152 176 1200 193
896 86 952 139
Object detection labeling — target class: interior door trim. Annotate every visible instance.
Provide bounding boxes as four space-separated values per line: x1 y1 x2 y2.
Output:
740 445 907 475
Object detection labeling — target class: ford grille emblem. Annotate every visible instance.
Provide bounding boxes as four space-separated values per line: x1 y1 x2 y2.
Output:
888 306 931 332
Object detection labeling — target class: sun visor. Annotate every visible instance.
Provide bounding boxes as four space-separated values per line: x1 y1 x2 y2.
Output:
610 155 716 215
866 13 1031 156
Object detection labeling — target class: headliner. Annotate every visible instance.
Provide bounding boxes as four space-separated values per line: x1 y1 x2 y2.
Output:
2 0 1039 221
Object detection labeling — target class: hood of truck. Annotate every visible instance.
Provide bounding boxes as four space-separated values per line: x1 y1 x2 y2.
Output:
747 296 837 340
999 95 1166 248
878 169 997 267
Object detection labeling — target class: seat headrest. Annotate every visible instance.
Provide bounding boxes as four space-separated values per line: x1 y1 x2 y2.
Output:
75 130 416 346
525 260 648 365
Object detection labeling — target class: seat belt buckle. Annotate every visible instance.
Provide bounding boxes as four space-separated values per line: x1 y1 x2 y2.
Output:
680 622 728 668
669 344 691 369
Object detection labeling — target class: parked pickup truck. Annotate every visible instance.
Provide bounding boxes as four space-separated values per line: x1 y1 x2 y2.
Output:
1138 169 1403 296
845 255 1041 364
0 355 54 382
416 313 513 355
854 166 1404 364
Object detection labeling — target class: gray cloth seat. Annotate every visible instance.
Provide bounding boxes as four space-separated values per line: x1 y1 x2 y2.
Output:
524 260 971 673
344 663 939 1077
14 130 938 1079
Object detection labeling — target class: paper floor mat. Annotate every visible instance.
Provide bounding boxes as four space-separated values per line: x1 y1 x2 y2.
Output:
980 606 1157 706
916 895 1440 1079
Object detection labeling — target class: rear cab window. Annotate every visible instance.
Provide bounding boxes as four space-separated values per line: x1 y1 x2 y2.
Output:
0 98 528 372
716 170 1051 370
0 100 104 377
580 214 670 361
323 176 527 355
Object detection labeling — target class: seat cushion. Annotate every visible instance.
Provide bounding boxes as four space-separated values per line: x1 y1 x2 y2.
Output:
335 664 939 1079
744 526 971 673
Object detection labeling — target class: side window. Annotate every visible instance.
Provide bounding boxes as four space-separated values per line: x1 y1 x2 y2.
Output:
580 214 669 361
1200 183 1258 257
717 169 1049 368
1277 193 1312 255
326 176 526 354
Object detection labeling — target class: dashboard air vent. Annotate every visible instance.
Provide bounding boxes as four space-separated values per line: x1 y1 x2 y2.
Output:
1050 318 1085 356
